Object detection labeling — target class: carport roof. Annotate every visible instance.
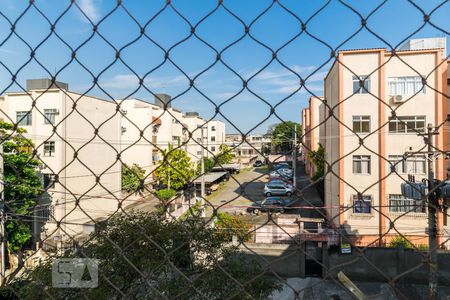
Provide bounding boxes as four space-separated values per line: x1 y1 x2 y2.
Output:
193 171 228 184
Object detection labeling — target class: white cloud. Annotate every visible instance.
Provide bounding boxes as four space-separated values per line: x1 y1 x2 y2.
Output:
78 0 101 23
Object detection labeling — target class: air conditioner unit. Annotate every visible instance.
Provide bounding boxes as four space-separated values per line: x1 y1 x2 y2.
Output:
393 95 404 103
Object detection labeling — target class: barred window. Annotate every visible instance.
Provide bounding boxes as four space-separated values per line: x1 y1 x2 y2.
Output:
352 195 372 214
44 109 58 125
388 155 426 174
43 174 56 189
388 76 425 95
352 155 371 174
352 75 370 94
16 111 32 126
352 116 370 133
43 141 55 157
389 194 425 213
388 116 425 133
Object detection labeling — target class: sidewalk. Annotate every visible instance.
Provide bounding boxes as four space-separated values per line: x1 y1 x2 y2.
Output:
292 162 324 219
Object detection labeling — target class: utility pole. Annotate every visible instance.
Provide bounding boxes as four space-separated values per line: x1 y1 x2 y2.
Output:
293 125 297 187
426 123 438 299
199 126 205 198
0 143 5 286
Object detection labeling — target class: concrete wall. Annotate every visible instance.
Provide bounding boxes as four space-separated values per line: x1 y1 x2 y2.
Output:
326 247 450 285
240 243 450 286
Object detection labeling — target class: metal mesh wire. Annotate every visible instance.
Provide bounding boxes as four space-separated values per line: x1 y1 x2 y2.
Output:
0 0 449 299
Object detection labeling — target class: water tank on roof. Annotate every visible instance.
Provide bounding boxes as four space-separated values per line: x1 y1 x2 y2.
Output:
26 79 68 91
154 93 172 109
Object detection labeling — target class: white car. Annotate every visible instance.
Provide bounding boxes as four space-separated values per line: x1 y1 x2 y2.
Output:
264 182 295 197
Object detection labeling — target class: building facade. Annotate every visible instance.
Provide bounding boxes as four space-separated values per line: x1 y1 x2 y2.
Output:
0 80 122 248
301 96 324 177
322 47 448 247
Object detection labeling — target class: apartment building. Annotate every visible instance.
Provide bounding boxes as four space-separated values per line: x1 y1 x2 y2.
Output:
301 96 324 176
0 79 122 248
322 45 448 247
225 133 272 164
120 94 183 175
182 112 206 163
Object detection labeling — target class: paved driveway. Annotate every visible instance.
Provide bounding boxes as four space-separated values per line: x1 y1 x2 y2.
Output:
205 166 269 216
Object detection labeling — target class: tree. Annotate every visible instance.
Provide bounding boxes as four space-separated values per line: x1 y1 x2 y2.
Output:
196 157 215 175
154 145 194 190
216 144 234 164
215 212 252 243
271 121 301 154
308 143 324 181
1 211 281 299
0 121 42 254
121 163 145 193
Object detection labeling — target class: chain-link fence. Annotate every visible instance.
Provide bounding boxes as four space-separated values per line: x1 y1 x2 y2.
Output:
0 0 449 299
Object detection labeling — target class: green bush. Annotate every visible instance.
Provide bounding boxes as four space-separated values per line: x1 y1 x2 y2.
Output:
388 236 414 249
155 188 177 201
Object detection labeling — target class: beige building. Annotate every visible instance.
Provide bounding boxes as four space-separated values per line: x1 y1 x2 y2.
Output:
301 96 324 177
225 133 271 165
0 79 122 248
322 47 448 247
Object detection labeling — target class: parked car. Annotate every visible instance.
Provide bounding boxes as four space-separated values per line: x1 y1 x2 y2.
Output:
253 160 263 167
269 178 294 187
269 170 293 179
264 182 295 197
195 185 212 196
273 162 291 169
247 197 289 214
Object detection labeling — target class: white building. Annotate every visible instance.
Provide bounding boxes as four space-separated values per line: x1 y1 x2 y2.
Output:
0 79 122 248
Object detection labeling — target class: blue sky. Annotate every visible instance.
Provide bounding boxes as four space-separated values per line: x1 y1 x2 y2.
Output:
0 0 449 134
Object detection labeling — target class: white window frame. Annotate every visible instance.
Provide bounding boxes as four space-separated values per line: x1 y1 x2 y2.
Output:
44 108 58 125
352 155 371 174
16 111 32 126
388 194 425 213
388 155 426 174
352 75 370 94
388 76 425 96
352 115 371 133
43 141 55 157
388 116 425 133
352 195 372 214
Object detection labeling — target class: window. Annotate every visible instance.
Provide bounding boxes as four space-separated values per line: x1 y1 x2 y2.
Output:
37 204 53 220
389 194 425 213
352 116 370 133
211 126 216 131
44 109 58 124
172 136 180 143
211 146 216 152
197 151 201 155
352 155 371 174
388 155 426 174
352 195 372 214
43 141 55 157
211 136 216 142
43 174 56 189
352 75 370 94
16 111 32 126
172 118 179 124
388 116 425 133
388 76 425 95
